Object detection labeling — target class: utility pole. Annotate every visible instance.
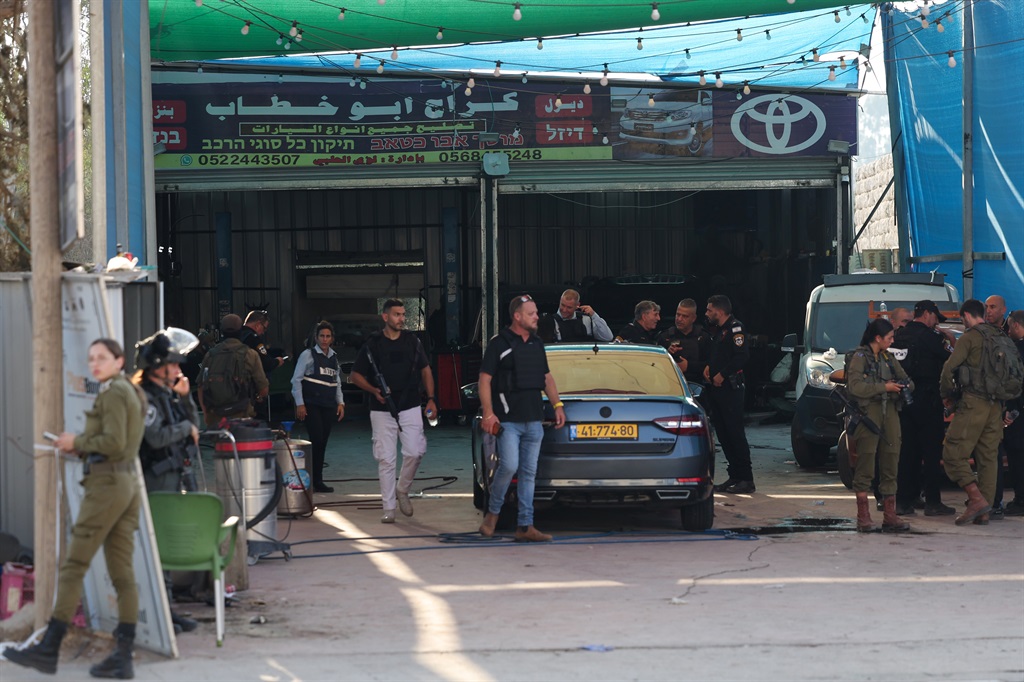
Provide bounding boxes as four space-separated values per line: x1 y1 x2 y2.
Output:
28 0 64 628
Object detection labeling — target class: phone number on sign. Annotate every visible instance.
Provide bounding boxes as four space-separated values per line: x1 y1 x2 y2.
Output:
197 154 301 166
438 149 542 162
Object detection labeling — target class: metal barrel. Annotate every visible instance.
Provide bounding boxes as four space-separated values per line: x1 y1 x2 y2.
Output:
274 438 312 516
214 420 278 546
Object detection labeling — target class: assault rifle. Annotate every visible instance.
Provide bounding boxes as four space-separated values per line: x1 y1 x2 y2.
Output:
363 345 402 432
829 383 887 445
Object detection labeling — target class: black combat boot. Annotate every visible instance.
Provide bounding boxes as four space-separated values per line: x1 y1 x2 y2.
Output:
89 622 135 679
4 618 68 674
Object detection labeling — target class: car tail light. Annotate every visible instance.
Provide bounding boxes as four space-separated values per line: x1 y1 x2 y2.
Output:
653 416 706 435
675 477 702 484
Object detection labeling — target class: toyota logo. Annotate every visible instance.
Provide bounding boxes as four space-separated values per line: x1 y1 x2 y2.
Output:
730 94 827 154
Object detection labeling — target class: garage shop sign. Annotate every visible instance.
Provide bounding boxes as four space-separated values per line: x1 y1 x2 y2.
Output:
152 75 856 171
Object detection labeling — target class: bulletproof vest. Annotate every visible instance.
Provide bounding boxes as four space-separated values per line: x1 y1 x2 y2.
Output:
498 328 547 391
301 350 340 407
553 314 590 342
892 321 942 389
139 382 190 468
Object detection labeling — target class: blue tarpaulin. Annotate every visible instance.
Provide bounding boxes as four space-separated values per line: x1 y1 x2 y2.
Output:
885 3 1024 310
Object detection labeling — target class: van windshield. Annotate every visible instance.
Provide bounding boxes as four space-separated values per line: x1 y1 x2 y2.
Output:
809 301 919 352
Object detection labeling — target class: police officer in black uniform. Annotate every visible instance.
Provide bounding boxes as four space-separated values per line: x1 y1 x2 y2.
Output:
704 295 755 494
240 310 285 377
657 298 712 389
890 300 957 516
133 329 204 634
615 300 661 345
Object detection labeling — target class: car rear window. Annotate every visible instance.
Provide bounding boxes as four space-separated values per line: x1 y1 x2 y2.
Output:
547 351 686 396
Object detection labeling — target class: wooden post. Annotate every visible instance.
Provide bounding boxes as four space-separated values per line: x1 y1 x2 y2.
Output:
28 0 64 628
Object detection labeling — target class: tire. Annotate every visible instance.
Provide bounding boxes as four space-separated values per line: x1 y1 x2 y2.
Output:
837 432 853 490
681 492 715 532
791 419 831 468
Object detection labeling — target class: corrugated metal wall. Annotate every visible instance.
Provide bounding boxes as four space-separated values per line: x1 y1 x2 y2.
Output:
159 183 835 352
0 275 35 548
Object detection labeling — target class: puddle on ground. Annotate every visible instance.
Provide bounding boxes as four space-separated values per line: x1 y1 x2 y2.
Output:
723 517 933 535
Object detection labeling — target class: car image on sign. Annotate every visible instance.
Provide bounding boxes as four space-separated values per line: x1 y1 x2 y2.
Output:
469 343 715 532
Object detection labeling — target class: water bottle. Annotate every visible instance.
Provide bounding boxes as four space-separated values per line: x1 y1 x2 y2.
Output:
426 408 439 428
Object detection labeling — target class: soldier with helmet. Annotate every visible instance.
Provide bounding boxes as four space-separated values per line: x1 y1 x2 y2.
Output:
131 328 204 635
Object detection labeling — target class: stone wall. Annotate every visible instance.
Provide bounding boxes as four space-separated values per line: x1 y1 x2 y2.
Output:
851 154 898 271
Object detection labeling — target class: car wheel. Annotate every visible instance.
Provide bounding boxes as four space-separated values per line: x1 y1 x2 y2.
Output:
687 123 704 155
837 432 853 490
791 419 831 468
681 492 715 532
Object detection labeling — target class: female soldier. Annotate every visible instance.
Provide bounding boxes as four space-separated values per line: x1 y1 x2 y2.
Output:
7 339 146 679
846 318 914 533
291 320 345 493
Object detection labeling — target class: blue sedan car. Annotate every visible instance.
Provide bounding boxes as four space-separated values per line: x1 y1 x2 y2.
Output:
470 343 715 531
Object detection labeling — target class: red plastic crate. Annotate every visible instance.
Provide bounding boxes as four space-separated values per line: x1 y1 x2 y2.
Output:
1 562 35 619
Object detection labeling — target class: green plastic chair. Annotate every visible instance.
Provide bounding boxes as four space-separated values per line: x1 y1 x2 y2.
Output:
148 491 239 646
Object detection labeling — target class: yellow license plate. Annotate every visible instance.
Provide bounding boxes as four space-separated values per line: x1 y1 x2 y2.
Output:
571 423 638 440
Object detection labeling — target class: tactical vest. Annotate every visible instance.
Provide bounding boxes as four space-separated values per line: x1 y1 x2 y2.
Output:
497 328 547 391
139 382 191 471
302 350 340 407
552 314 590 342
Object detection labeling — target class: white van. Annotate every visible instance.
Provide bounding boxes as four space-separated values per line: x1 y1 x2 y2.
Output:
783 272 960 467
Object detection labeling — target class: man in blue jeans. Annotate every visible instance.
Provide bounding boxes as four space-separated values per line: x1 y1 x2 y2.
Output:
478 294 566 541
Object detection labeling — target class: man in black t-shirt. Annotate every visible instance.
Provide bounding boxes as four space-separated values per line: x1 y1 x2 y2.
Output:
478 294 566 542
657 298 711 388
615 300 661 345
351 299 437 524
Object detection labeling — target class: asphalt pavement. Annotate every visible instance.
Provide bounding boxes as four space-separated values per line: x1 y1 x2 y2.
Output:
3 414 1022 681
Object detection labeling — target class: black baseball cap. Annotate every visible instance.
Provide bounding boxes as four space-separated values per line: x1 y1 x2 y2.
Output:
914 300 947 322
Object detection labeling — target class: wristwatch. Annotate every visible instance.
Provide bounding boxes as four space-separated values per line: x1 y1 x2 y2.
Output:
427 395 436 401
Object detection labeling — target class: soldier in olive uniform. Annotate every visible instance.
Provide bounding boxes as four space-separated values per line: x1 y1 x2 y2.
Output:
940 298 1006 525
845 318 913 532
7 339 147 679
704 295 755 494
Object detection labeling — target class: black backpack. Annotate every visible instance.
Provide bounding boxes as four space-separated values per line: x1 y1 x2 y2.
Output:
200 342 252 415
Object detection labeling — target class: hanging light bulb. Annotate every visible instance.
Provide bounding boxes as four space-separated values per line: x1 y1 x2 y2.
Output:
354 53 362 68
601 135 609 145
537 37 543 50
765 30 771 40
828 66 836 81
592 125 598 134
698 71 707 86
839 56 847 69
284 40 292 50
936 19 944 33
651 3 660 21
513 3 522 21
377 61 384 74
583 82 591 95
743 81 751 95
736 29 743 42
846 6 851 16
600 64 609 87
522 73 528 83
359 80 366 89
197 65 203 74
861 12 869 24
241 21 251 35
689 124 696 137
391 47 398 60
834 10 841 23
494 61 501 77
437 27 444 40
295 29 303 43
812 49 820 62
555 95 563 109
920 1 930 17
338 8 345 20
637 36 643 50
648 94 655 107
468 77 476 88
278 73 284 83
787 0 795 4
276 34 284 46
194 0 202 6
715 73 723 88
947 51 956 68
512 125 521 140
920 16 929 29
378 0 385 4
465 86 472 96
289 21 298 37
684 48 691 60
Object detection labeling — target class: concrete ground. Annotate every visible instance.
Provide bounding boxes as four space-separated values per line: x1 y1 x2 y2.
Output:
3 414 1023 681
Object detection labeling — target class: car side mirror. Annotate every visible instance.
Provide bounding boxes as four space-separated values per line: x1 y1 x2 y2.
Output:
781 333 802 353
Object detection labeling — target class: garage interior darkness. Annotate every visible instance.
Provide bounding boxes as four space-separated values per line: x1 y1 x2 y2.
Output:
156 185 836 402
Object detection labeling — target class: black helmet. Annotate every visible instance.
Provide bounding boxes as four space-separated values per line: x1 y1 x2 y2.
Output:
135 328 199 371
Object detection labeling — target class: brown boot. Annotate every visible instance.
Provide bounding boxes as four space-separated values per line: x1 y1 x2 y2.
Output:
882 495 910 532
514 525 552 542
955 482 992 526
479 512 499 538
855 492 875 532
